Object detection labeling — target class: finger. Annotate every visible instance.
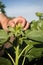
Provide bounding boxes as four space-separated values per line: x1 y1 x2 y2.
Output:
23 22 30 30
21 19 27 28
8 20 15 27
14 17 26 28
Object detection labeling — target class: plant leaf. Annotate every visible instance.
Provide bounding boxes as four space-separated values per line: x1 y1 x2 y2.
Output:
0 30 9 45
26 47 43 61
25 30 43 42
0 57 12 65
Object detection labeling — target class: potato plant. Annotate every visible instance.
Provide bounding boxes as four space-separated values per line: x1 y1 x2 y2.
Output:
0 12 43 65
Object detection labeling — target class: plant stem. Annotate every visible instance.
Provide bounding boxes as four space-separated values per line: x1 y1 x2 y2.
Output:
7 52 15 65
18 44 29 59
22 56 26 65
22 46 33 65
15 45 19 65
22 50 27 65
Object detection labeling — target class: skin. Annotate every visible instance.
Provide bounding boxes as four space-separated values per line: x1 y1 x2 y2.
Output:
8 16 30 30
0 13 9 31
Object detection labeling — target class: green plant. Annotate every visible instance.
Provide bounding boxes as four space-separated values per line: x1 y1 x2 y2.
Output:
0 12 43 65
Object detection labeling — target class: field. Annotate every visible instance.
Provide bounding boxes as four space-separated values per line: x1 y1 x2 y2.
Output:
0 12 43 65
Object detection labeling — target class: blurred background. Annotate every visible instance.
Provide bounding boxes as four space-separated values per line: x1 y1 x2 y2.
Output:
0 0 43 22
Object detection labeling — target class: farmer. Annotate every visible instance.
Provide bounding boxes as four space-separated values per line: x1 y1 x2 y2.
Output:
0 12 30 31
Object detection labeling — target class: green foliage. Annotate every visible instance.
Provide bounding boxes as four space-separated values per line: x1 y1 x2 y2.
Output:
0 1 6 14
24 12 43 61
36 12 43 20
9 23 24 37
8 12 43 64
26 47 43 61
0 30 9 46
0 12 43 65
25 30 43 42
36 12 43 17
0 57 12 65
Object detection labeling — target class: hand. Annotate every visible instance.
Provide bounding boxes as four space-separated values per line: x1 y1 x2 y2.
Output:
0 13 30 31
0 13 9 31
8 16 30 30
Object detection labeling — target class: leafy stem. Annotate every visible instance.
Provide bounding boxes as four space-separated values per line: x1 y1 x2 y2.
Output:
18 44 29 59
15 45 19 65
22 50 27 65
22 46 33 65
6 52 15 65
